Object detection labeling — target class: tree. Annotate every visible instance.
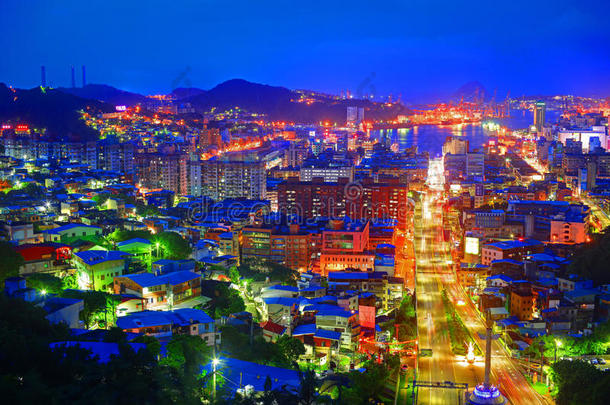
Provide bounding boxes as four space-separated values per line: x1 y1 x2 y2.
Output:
155 232 191 260
393 294 417 341
61 273 79 290
92 193 110 207
0 241 24 286
60 290 117 329
342 362 390 404
136 202 160 218
218 325 295 368
229 266 241 284
107 229 153 243
205 282 246 319
276 335 306 363
551 360 610 405
160 334 211 404
238 258 299 285
0 293 206 404
26 273 63 294
133 335 162 358
297 369 320 405
568 227 610 285
22 182 46 199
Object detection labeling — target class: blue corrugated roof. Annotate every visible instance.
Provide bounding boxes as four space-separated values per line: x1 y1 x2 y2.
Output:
292 323 316 336
50 341 147 363
200 357 300 394
263 297 300 307
268 284 299 292
484 239 542 250
316 308 353 318
75 250 130 265
45 223 101 234
328 271 385 281
314 329 342 340
487 274 514 283
121 270 200 288
117 308 213 329
117 238 152 247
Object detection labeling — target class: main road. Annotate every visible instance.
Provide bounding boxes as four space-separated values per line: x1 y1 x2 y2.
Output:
414 159 551 404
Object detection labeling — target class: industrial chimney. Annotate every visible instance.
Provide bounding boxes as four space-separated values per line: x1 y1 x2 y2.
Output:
71 66 76 88
41 66 46 87
82 65 86 87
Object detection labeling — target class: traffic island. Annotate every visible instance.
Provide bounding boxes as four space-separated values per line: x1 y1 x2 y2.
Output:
441 289 481 356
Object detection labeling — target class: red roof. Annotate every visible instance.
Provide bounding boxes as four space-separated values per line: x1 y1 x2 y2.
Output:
14 243 70 262
260 320 286 335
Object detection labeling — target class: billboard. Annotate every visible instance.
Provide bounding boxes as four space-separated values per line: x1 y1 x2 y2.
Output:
465 237 479 255
360 305 376 329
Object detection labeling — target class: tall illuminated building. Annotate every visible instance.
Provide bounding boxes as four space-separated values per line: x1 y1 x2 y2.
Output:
533 101 546 132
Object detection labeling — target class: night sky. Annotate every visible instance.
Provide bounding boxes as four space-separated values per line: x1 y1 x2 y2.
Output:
1 0 609 101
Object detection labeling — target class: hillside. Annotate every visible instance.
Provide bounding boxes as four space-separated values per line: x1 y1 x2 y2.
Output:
57 84 148 106
0 84 110 141
452 81 490 103
184 79 409 122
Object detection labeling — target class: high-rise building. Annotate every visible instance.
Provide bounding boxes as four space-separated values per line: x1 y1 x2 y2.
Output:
201 158 267 200
346 107 358 124
188 159 203 196
284 141 309 168
87 140 135 177
198 128 222 149
136 153 188 195
466 153 485 180
533 101 546 132
278 177 407 223
442 136 469 155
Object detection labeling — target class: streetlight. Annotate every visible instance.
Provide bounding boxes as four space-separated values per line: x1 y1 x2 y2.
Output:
155 242 160 257
554 339 562 363
212 358 220 401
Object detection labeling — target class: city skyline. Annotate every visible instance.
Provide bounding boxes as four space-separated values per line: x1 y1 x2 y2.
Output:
1 0 610 100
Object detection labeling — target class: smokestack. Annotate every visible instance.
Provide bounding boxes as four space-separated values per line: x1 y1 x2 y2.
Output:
41 66 46 87
71 66 75 88
82 65 86 87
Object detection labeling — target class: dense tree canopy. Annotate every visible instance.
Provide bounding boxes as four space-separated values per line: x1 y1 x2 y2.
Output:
568 227 610 285
204 282 246 319
26 273 63 295
0 241 25 286
0 294 197 404
238 258 299 285
551 360 610 405
60 290 121 329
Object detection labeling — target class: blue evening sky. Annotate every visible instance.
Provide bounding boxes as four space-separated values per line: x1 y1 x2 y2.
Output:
1 0 609 101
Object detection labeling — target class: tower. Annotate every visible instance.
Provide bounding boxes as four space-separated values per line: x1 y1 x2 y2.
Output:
82 65 86 87
71 66 76 88
533 101 546 132
467 318 506 404
41 66 46 87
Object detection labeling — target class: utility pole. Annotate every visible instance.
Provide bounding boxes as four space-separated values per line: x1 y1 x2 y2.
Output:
249 316 254 346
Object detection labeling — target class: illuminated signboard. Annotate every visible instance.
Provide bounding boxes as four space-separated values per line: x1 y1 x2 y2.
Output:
115 105 127 112
465 237 479 255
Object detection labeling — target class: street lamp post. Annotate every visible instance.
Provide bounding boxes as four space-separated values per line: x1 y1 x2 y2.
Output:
155 242 160 257
554 339 562 363
212 358 220 401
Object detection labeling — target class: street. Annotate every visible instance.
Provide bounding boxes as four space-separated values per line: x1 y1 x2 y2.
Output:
414 158 548 404
414 192 551 404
